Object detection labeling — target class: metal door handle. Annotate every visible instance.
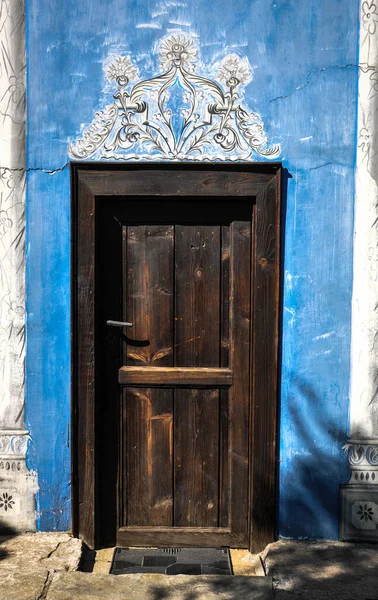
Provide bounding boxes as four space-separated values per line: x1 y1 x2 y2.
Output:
106 320 133 327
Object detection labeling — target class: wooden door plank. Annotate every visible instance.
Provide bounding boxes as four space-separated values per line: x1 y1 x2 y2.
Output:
174 225 221 527
119 366 232 386
175 225 220 367
74 178 96 548
125 387 173 526
229 219 251 545
96 204 123 547
174 389 220 527
125 224 174 366
219 225 231 527
249 176 280 553
122 224 174 527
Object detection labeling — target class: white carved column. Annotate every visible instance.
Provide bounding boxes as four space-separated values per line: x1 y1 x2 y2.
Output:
340 1 378 541
0 0 37 531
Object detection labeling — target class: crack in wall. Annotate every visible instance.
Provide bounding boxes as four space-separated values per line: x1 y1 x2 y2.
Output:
0 63 365 177
268 63 373 106
0 163 70 174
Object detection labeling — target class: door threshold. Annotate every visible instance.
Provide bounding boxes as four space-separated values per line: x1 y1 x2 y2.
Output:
80 546 264 576
110 546 232 576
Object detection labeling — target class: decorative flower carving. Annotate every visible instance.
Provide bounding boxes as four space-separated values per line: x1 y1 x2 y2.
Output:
0 168 14 189
370 69 378 93
0 210 12 235
106 56 138 86
356 504 374 522
7 75 25 104
0 492 15 511
368 245 378 275
0 340 14 360
217 54 253 88
158 33 198 71
358 127 370 156
7 299 25 327
362 1 378 34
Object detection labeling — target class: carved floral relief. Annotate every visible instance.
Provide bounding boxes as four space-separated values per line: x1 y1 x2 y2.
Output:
69 32 280 162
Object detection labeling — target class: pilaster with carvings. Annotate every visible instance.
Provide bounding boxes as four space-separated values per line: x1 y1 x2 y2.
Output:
340 1 378 542
0 0 37 531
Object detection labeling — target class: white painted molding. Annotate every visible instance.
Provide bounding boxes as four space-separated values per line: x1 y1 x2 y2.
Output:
343 440 378 484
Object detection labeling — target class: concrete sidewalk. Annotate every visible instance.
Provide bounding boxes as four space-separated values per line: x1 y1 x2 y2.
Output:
0 534 377 599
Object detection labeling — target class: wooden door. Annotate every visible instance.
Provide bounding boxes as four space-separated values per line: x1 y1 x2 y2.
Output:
72 164 281 551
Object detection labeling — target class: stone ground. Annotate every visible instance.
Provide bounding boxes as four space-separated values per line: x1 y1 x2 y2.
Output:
0 532 82 600
263 540 378 599
0 534 378 599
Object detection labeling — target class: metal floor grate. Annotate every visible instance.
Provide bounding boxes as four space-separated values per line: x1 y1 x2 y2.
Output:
111 547 233 575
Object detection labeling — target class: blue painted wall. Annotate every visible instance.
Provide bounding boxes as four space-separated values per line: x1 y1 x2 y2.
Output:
26 0 358 538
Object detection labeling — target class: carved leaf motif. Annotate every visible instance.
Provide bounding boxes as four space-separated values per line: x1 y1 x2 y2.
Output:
69 104 118 159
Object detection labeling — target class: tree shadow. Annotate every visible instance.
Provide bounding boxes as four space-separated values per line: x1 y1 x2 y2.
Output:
279 377 350 540
149 576 269 600
264 539 378 599
0 524 20 563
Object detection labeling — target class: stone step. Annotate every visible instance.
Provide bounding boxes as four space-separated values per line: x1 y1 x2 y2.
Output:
46 572 273 600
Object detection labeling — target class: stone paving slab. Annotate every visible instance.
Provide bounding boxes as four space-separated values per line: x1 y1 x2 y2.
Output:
0 532 82 572
47 572 273 600
263 540 378 599
0 568 48 600
0 533 82 600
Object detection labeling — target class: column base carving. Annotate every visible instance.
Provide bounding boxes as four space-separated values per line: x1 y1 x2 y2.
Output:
0 430 38 532
340 440 378 542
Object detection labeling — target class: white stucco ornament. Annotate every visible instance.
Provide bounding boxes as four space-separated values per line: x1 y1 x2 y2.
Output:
69 32 280 161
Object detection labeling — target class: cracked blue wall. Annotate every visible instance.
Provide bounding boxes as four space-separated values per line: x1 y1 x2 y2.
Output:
26 0 358 538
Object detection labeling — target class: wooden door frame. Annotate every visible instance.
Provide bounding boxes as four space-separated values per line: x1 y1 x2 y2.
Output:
71 162 281 552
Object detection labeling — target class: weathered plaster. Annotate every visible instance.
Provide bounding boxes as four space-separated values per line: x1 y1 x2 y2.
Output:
340 0 378 542
26 0 358 537
0 0 37 530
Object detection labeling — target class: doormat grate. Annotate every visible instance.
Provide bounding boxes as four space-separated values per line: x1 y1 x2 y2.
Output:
111 547 233 576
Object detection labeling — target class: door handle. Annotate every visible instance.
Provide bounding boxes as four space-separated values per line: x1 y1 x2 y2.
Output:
106 320 133 328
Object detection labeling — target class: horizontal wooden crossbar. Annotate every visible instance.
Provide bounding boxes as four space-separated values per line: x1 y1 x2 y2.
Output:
117 526 245 548
118 366 233 387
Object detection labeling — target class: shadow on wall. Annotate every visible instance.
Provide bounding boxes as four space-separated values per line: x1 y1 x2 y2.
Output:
279 377 349 540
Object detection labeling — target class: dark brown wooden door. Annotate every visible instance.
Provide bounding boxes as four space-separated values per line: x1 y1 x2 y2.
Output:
111 201 251 547
72 165 281 551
